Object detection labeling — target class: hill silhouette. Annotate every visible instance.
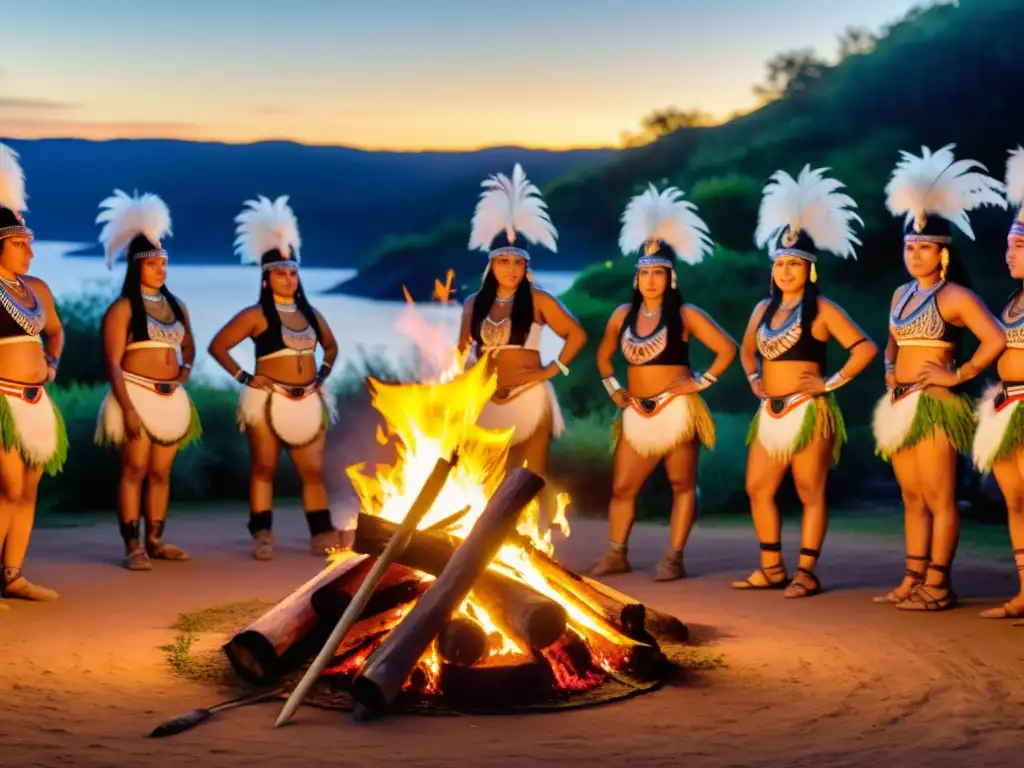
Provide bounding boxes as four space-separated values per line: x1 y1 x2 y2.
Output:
0 138 614 268
338 0 1024 303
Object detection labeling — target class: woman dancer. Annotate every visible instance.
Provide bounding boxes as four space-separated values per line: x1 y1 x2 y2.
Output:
972 146 1024 620
208 195 343 560
96 190 202 570
458 164 586 502
591 184 736 580
873 144 1006 611
735 166 877 598
0 143 66 602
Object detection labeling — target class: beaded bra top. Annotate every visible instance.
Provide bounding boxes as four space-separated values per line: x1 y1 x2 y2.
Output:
756 304 802 361
1001 292 1024 350
889 280 955 348
0 278 45 337
478 317 542 351
620 315 689 367
282 323 317 352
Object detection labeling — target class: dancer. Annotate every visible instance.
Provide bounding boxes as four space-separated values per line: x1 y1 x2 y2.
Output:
208 195 343 560
735 166 877 597
457 164 586 505
591 184 736 580
973 146 1024 620
96 190 202 570
873 144 1006 611
0 143 67 602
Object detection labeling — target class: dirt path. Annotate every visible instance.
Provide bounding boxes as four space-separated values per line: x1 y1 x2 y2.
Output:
1 510 1022 767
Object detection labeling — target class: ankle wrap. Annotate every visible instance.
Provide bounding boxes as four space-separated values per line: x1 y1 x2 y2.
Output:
759 542 782 553
248 510 273 536
119 520 141 544
609 540 628 554
2 565 21 584
305 509 335 536
148 519 166 540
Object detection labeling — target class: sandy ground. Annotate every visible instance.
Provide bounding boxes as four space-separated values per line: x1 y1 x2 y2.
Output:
1 509 1023 768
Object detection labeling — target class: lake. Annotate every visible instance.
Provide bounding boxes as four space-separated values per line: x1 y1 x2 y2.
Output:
28 242 582 385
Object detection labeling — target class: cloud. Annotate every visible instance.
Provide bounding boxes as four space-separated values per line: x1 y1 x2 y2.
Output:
252 105 292 115
0 117 205 140
0 97 79 112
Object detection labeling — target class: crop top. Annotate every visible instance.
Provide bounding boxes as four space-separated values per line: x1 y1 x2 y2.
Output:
889 280 961 349
619 315 689 367
126 313 185 351
756 302 826 366
1000 292 1024 351
0 278 45 340
478 317 542 351
255 315 318 361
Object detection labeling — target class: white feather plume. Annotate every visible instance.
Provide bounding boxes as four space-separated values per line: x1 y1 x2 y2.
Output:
884 144 1006 240
233 195 301 266
468 163 557 254
0 142 28 214
618 184 714 265
754 165 862 259
96 189 172 270
1005 146 1024 210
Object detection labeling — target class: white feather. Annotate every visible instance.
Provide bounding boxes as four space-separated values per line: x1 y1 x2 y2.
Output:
468 163 557 254
754 165 862 259
0 142 28 214
233 195 301 266
96 189 172 270
884 144 1006 240
618 183 714 265
1005 146 1024 208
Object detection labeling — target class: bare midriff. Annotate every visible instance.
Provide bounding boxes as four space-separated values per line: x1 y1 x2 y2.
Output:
122 346 181 382
0 339 47 385
626 364 689 399
762 360 820 399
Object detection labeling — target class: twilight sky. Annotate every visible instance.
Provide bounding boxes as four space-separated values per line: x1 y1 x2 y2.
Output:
2 0 931 150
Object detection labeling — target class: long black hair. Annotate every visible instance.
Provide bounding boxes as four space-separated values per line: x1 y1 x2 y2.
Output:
120 257 185 340
470 269 534 345
258 268 324 346
622 266 684 341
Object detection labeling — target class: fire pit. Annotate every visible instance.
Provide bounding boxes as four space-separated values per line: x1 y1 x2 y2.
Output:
223 358 689 718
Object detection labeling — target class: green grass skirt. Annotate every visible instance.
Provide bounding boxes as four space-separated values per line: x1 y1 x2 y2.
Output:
745 393 847 465
874 390 975 462
0 390 68 476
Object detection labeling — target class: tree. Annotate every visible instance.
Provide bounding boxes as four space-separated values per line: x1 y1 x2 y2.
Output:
752 48 829 103
620 106 715 148
837 25 878 59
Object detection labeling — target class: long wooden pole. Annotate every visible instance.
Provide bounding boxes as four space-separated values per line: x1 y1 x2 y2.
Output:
274 451 458 727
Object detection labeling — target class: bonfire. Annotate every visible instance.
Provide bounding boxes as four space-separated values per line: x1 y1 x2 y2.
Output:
221 299 688 719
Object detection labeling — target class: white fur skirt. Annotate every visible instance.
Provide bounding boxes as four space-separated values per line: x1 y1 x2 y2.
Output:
95 374 201 448
238 384 338 448
872 386 975 461
476 381 565 447
972 382 1024 472
619 392 714 458
0 381 66 474
748 393 845 465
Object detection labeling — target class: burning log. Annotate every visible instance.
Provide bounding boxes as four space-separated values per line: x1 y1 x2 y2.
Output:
351 467 546 716
436 617 488 667
355 514 567 649
309 560 425 625
222 552 369 685
354 513 684 645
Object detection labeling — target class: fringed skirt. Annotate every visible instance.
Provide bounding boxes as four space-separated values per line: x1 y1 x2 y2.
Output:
476 381 565 447
95 372 202 449
0 379 67 476
747 392 846 465
872 384 975 462
613 391 715 458
238 382 338 448
973 381 1024 472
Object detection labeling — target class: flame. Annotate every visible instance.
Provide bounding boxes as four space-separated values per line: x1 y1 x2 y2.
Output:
339 281 641 695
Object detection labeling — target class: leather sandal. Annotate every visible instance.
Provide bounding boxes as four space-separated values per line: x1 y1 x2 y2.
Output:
897 563 958 611
3 574 59 602
653 550 686 581
732 542 789 589
784 549 823 598
873 554 928 603
124 547 152 571
980 550 1024 619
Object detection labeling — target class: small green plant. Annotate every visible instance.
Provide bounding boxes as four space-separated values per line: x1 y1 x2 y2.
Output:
160 632 198 675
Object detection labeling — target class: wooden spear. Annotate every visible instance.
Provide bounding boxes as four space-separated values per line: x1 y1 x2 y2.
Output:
274 450 458 727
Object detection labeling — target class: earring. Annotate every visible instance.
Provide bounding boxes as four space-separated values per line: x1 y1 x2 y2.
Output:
633 273 638 289
810 263 817 283
670 271 677 289
526 269 534 284
940 248 949 280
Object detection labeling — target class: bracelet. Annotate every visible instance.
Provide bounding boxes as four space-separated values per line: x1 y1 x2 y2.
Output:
181 362 192 370
747 371 761 382
824 372 848 393
316 363 332 382
45 353 59 370
954 367 963 384
553 359 569 377
602 376 622 397
695 371 718 386
884 360 895 373
234 369 254 386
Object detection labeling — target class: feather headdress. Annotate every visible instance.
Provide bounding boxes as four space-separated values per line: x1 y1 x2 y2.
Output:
619 184 714 268
0 143 33 241
233 195 301 269
1005 146 1024 237
884 144 1005 242
754 165 861 262
468 163 557 260
96 189 172 270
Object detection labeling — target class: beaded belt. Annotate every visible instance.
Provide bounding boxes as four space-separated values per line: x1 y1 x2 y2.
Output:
764 392 812 418
995 382 1024 411
123 371 179 396
0 379 43 404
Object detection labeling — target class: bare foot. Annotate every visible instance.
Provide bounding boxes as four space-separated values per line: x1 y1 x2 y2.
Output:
3 576 59 602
